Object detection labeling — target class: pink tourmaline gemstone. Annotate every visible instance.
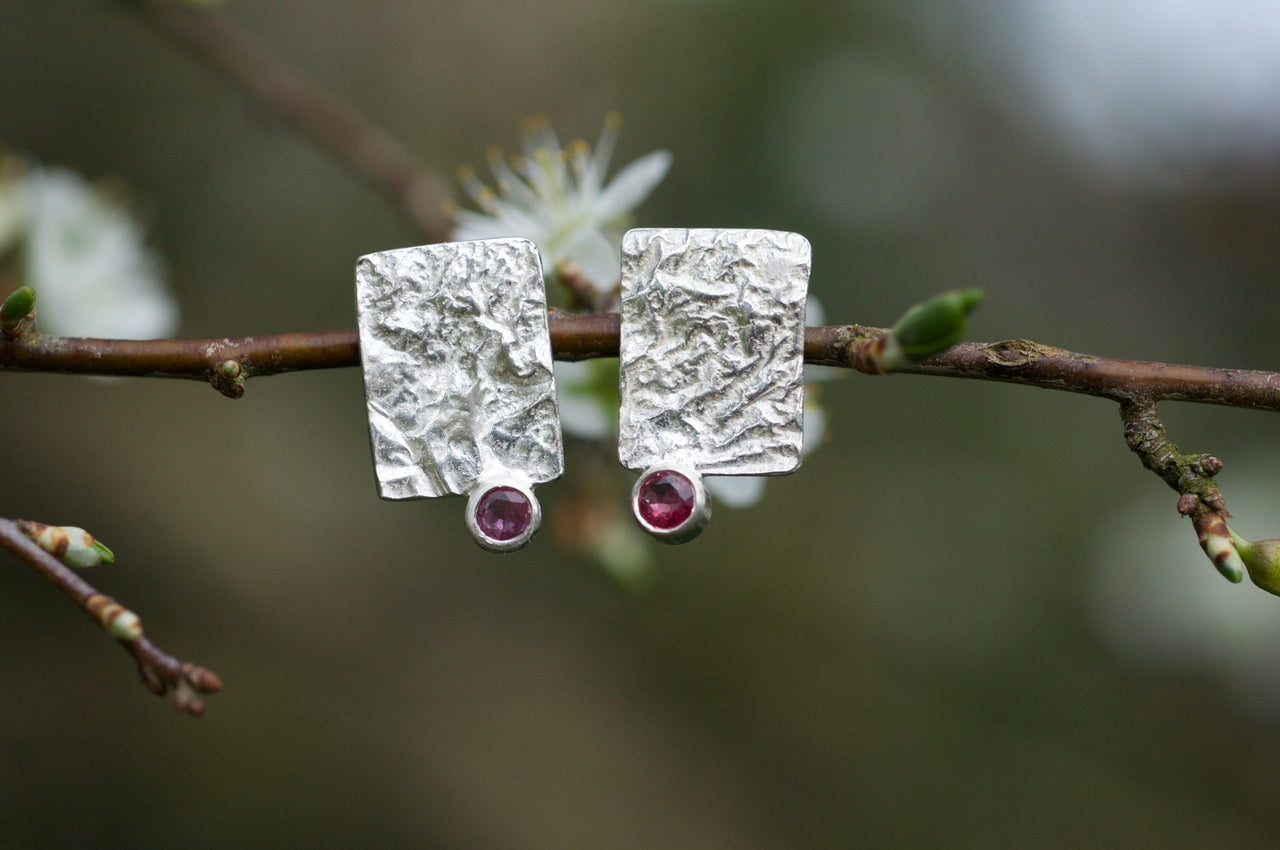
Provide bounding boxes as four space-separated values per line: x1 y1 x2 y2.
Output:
637 470 696 530
475 487 532 541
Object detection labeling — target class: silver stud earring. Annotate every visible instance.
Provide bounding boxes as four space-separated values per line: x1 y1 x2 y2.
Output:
356 238 563 552
617 228 810 543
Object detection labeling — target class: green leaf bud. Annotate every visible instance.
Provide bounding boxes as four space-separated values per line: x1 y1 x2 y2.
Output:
891 289 984 357
1225 527 1280 597
877 289 984 370
1 285 35 333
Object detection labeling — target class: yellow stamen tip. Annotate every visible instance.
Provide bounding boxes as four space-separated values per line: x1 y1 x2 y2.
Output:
455 164 476 181
520 114 550 136
486 145 504 163
605 111 623 129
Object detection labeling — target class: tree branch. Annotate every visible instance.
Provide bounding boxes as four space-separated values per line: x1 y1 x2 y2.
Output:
808 326 1280 411
123 0 452 242
3 319 1279 410
1118 397 1226 505
0 517 222 717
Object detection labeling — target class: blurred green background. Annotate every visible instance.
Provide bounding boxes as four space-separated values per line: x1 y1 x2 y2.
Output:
5 1 1280 846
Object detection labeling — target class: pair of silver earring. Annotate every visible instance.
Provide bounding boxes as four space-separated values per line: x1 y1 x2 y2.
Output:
355 228 810 553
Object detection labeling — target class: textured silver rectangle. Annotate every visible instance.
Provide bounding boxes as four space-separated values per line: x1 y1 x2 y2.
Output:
356 238 563 499
618 228 809 475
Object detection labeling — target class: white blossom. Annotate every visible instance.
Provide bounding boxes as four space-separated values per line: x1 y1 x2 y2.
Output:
553 360 618 441
450 114 672 294
1 157 178 339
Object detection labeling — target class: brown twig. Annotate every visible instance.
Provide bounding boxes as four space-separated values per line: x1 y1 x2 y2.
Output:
0 517 222 717
1118 398 1226 506
4 320 1280 410
124 0 452 241
810 325 1280 411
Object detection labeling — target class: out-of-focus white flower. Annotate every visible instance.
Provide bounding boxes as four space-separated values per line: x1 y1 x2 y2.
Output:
703 473 768 510
450 114 672 295
13 165 179 339
554 360 618 441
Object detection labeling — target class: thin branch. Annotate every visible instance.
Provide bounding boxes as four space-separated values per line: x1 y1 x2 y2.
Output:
0 328 358 397
1118 397 1225 505
1116 400 1251 585
809 326 1280 411
3 319 1280 410
124 0 452 241
0 517 222 717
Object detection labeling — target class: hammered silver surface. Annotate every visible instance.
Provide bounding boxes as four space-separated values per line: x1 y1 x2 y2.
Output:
618 228 809 476
356 239 563 500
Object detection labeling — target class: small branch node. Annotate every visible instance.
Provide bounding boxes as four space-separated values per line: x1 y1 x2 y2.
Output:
211 358 246 398
845 333 889 374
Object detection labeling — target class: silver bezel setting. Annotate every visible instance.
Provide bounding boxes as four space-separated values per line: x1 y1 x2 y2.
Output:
465 476 542 554
630 463 711 545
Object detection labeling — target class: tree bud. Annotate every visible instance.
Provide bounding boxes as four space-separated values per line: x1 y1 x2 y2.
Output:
882 288 984 370
0 285 35 334
1192 511 1244 583
1225 529 1280 597
18 520 115 568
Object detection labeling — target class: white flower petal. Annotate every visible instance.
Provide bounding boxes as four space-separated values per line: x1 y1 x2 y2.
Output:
559 228 620 292
20 167 178 339
593 149 673 221
451 209 526 242
553 361 616 439
803 398 827 451
557 393 614 440
450 118 672 298
705 474 768 509
806 294 825 326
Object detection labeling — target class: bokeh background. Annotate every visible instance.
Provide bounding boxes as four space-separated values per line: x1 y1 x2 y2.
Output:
5 1 1280 846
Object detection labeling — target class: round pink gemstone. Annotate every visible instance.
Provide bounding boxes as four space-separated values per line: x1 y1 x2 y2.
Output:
475 486 532 541
637 470 696 530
